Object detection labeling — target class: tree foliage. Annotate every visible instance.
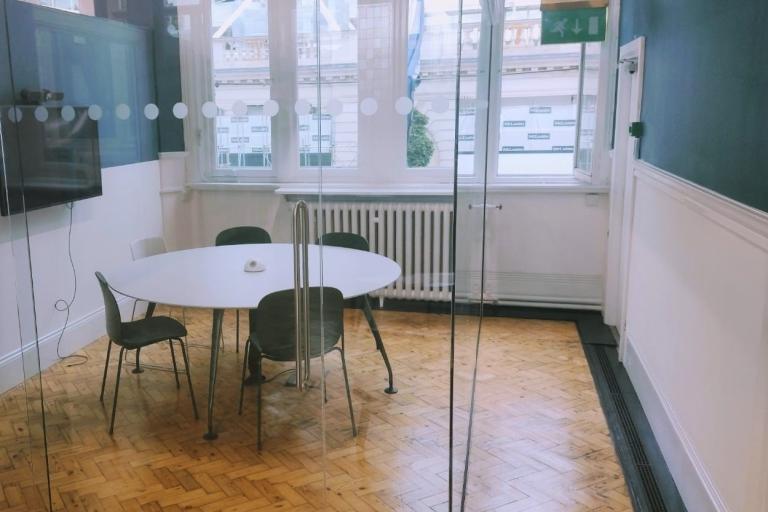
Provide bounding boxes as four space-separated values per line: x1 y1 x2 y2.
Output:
407 109 435 168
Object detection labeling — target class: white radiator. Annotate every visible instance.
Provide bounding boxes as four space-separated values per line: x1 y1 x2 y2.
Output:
306 202 454 301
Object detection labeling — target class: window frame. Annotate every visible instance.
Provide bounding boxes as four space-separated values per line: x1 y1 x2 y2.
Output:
184 0 616 188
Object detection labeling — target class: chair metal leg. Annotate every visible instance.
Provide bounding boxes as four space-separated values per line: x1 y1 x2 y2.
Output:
100 340 113 402
238 339 251 415
256 355 262 451
337 346 357 437
109 347 126 435
169 339 180 389
133 302 157 374
219 310 225 351
182 308 188 344
362 296 397 394
178 339 199 420
133 348 144 374
236 310 240 354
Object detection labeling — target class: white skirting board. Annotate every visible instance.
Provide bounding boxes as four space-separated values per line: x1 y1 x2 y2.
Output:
486 271 602 306
623 339 724 512
0 296 142 395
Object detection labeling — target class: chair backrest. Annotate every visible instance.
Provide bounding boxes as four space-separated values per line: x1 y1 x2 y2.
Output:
318 232 369 252
95 272 122 341
249 287 344 362
130 237 167 261
215 226 272 246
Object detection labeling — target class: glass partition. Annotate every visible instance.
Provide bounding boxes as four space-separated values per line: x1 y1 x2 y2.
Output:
0 0 504 509
1 1 52 508
449 0 497 508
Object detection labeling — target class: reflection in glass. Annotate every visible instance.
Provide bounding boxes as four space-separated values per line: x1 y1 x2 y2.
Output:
0 106 102 216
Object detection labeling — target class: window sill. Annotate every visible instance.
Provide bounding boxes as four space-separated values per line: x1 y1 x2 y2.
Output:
186 181 609 195
187 182 280 192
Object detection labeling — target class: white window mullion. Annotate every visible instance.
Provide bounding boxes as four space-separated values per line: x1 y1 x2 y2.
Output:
474 2 504 186
268 0 300 181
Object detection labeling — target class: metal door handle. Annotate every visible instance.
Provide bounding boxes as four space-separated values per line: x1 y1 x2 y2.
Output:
468 204 502 210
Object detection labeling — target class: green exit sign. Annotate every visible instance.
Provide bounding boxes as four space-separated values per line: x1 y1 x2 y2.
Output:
541 7 607 45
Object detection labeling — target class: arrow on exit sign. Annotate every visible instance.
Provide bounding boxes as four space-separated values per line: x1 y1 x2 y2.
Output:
541 7 606 45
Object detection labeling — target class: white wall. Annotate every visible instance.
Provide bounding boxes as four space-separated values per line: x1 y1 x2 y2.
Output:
160 177 609 308
620 161 768 512
483 190 607 306
0 160 163 393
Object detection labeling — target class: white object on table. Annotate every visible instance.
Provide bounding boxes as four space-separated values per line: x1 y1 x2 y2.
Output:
243 259 266 272
106 243 401 439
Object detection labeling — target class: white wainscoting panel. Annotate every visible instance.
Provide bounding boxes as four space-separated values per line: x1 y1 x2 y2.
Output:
623 161 768 512
0 160 164 393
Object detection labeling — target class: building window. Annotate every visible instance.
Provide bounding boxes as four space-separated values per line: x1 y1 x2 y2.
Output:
212 0 272 171
21 0 93 15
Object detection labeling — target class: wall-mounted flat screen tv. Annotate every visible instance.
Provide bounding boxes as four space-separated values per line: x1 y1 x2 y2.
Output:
0 106 102 216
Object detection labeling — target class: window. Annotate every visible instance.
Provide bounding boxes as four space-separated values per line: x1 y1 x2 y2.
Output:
406 0 602 179
21 0 92 14
297 0 358 169
212 0 272 171
497 1 595 177
406 0 479 171
197 0 607 183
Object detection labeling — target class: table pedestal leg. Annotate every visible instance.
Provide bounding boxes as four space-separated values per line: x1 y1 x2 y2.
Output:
204 309 224 440
362 296 397 394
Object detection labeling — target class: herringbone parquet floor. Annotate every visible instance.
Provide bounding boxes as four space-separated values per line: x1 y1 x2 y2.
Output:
0 309 631 511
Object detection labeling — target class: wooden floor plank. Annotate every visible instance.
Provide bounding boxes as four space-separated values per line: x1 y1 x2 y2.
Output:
0 309 631 511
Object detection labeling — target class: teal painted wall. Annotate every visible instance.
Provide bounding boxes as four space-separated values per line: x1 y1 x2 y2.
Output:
619 0 768 212
0 1 12 104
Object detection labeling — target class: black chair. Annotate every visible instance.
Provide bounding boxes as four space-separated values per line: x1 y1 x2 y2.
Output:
96 272 198 435
215 226 272 353
238 287 356 450
215 226 272 246
318 232 397 394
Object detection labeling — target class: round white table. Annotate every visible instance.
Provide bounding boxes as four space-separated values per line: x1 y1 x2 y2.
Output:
106 243 401 439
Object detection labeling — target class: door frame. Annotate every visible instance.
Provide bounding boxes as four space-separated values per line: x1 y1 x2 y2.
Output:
603 36 645 360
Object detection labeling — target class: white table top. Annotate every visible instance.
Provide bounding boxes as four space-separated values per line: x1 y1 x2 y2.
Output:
106 244 401 310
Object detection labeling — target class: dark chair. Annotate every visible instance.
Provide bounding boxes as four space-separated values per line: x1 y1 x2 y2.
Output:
95 272 198 435
238 287 356 450
215 226 272 353
215 226 272 246
318 232 397 394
